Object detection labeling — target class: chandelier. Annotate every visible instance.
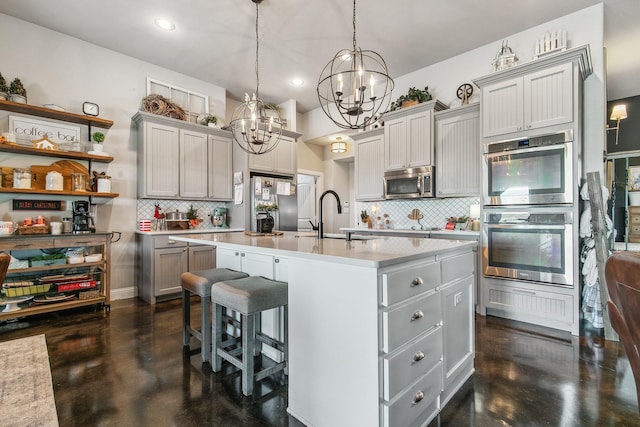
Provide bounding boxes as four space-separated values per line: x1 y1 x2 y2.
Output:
229 0 282 155
317 0 394 130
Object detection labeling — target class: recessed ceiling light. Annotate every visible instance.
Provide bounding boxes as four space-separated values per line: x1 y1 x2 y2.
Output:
291 78 304 87
154 18 175 31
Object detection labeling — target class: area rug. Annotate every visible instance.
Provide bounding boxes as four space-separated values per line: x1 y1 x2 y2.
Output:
0 334 59 426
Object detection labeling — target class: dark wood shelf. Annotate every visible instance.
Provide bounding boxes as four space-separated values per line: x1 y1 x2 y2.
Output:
0 99 113 129
0 296 106 321
0 188 119 198
0 144 113 163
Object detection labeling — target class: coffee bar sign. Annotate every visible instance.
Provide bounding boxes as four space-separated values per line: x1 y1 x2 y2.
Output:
8 115 81 146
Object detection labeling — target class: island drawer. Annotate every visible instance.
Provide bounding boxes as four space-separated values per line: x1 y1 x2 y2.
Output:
441 251 474 284
381 292 441 353
380 361 442 427
381 259 441 307
54 236 105 248
381 325 442 401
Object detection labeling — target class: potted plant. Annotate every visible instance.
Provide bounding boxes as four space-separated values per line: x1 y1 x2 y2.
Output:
91 132 105 152
204 115 218 127
390 86 432 111
0 73 8 101
9 78 27 104
187 204 201 228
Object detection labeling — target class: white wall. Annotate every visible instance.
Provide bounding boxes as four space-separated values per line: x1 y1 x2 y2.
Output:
302 4 606 177
0 14 226 298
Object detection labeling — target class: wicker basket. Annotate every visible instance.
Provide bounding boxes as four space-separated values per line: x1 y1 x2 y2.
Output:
78 290 100 300
18 225 50 235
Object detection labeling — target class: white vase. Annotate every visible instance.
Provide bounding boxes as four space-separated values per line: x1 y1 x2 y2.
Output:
92 143 104 152
629 192 640 206
9 94 26 104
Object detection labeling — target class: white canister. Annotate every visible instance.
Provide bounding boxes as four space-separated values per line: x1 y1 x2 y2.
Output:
97 176 112 193
46 171 64 191
13 168 31 189
50 221 63 235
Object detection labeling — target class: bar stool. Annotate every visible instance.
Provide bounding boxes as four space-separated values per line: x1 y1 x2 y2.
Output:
181 268 248 363
211 275 288 396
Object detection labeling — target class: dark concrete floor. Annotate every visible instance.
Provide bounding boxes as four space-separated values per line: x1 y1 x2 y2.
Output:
0 298 637 426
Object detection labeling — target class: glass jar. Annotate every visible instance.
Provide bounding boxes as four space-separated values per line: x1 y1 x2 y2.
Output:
13 168 32 189
71 173 86 192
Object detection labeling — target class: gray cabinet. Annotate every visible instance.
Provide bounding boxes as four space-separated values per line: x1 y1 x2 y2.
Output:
474 47 592 139
435 104 480 197
133 111 233 200
248 134 297 176
383 100 448 172
137 234 216 304
353 128 384 201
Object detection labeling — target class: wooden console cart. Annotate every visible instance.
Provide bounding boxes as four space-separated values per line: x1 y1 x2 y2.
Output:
0 100 117 319
0 233 112 321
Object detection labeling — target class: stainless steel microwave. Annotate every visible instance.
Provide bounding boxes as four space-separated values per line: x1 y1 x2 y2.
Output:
383 166 435 199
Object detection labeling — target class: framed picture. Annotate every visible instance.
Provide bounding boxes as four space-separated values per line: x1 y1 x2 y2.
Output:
629 166 640 191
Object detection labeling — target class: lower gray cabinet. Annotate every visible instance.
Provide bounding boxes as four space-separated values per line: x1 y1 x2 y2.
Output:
137 234 216 304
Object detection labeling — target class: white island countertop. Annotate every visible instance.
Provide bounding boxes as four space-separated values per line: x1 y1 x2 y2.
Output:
169 231 476 268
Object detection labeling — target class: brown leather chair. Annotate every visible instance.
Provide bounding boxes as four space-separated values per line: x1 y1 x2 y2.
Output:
0 252 11 285
605 251 640 409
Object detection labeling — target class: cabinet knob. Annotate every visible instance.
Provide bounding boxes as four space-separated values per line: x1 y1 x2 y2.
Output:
412 390 425 405
411 277 423 287
410 310 424 321
275 258 280 263
413 351 425 363
240 253 245 257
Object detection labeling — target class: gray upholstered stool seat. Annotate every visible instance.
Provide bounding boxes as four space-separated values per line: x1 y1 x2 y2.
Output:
181 268 248 364
211 275 288 396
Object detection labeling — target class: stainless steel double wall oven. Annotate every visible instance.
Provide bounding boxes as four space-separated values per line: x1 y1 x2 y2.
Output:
481 130 575 288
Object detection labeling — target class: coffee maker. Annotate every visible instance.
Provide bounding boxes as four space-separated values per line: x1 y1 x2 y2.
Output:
211 207 228 228
72 201 96 234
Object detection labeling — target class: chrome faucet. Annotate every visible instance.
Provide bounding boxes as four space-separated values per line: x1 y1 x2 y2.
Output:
317 190 342 239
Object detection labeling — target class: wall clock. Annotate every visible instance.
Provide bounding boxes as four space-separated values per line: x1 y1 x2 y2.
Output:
82 102 99 116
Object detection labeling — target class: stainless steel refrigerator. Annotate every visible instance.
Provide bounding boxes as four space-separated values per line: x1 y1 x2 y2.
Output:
250 174 298 232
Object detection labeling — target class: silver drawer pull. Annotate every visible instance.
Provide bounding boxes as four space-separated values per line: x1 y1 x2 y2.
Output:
410 310 424 321
411 277 423 287
413 351 425 363
412 391 424 405
168 240 176 244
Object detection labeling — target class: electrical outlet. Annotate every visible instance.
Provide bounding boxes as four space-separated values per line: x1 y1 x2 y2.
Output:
454 292 463 306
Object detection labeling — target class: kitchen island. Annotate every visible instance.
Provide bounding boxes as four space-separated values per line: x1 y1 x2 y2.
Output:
170 231 476 427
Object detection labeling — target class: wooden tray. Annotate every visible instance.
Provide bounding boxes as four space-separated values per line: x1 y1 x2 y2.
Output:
18 225 50 235
243 231 284 236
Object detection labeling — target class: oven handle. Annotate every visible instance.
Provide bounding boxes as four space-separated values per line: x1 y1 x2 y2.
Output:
484 143 568 157
485 224 570 229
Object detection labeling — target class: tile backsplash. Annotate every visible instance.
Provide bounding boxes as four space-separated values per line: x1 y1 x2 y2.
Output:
356 197 480 230
137 199 229 230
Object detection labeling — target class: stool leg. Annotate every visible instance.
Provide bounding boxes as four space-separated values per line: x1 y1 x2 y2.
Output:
182 289 191 347
201 296 212 364
212 302 223 372
242 312 256 396
254 312 262 357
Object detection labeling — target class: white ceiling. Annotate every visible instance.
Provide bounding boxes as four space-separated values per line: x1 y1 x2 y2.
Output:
1 0 638 114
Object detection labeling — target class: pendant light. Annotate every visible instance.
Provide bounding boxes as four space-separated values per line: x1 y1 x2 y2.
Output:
229 0 282 155
317 0 394 130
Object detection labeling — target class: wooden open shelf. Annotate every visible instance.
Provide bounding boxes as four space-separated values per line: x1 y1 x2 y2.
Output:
0 144 113 163
0 296 107 321
0 99 113 129
0 188 119 198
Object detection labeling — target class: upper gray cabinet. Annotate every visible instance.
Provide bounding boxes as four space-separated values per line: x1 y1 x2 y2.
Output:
353 128 385 201
248 134 297 176
473 46 592 139
133 111 233 200
383 100 448 172
435 104 480 197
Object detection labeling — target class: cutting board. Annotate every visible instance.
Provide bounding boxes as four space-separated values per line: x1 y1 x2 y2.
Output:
31 160 90 191
244 231 284 236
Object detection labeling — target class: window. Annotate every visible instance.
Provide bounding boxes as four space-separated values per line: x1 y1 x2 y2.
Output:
146 78 209 123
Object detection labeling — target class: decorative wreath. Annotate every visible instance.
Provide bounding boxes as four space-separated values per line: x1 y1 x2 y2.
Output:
140 94 187 121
